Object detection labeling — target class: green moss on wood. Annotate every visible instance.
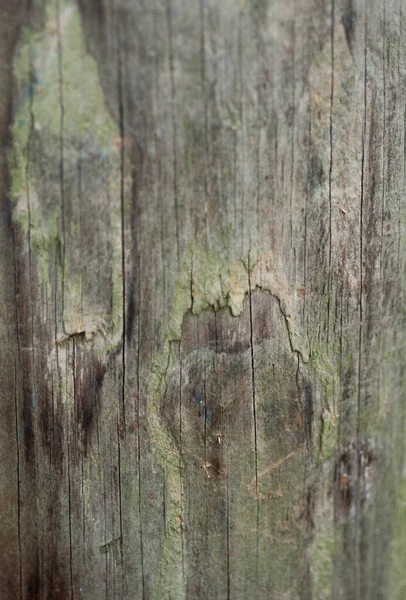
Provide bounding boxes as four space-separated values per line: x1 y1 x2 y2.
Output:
11 1 123 337
149 346 187 599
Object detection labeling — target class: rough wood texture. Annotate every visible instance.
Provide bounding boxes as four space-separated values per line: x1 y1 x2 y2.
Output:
1 0 406 598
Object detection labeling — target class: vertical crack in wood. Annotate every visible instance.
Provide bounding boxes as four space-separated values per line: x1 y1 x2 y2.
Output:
295 353 305 443
233 107 238 235
336 278 344 518
10 156 23 590
290 0 297 249
247 259 259 587
67 418 74 600
178 340 186 587
378 0 386 422
136 260 146 600
77 146 84 326
203 367 208 581
303 116 310 324
95 404 108 597
116 1 126 429
151 1 167 330
162 466 167 536
355 4 368 598
238 12 245 255
114 3 125 572
14 358 22 600
226 457 231 600
81 453 85 548
254 5 261 243
199 0 209 248
25 38 35 364
397 0 403 276
56 0 66 329
166 0 180 265
116 415 124 565
327 0 335 346
402 2 406 313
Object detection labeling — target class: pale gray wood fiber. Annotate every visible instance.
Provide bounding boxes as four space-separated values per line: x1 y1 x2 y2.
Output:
0 0 406 599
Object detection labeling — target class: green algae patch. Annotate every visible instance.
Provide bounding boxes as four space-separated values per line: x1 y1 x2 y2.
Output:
168 244 290 338
11 1 123 339
166 246 246 342
149 346 187 600
12 3 117 149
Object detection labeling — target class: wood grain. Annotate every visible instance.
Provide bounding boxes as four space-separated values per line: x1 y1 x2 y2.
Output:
1 0 406 598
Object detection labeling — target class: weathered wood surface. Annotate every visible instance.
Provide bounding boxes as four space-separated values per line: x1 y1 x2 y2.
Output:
1 0 406 598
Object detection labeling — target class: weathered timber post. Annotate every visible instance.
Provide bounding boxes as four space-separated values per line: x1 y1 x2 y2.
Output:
1 1 406 598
